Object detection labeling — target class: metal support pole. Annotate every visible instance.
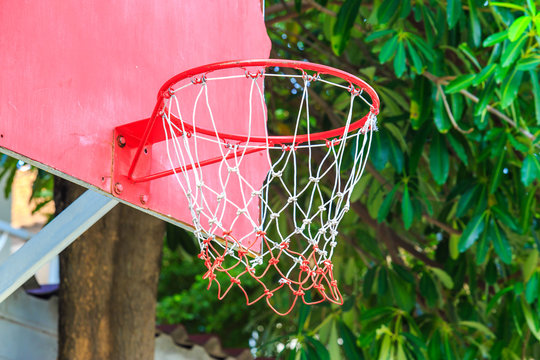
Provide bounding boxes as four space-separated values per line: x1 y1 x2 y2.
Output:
0 190 118 303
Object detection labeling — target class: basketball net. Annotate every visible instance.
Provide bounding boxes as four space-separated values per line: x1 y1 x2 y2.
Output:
159 65 377 315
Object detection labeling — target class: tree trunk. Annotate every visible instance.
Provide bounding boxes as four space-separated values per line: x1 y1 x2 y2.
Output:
54 178 164 360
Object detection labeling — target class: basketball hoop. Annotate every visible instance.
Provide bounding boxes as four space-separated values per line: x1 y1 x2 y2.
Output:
125 60 379 315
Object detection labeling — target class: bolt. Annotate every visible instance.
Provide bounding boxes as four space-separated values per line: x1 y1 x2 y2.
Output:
114 182 123 194
117 135 126 148
140 194 148 205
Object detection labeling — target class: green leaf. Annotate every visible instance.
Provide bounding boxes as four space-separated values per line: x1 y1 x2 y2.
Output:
501 35 527 67
420 272 439 307
409 34 435 62
429 132 449 185
447 0 462 29
338 321 363 359
298 296 311 331
378 184 398 223
305 336 330 360
378 0 400 24
491 205 519 232
476 227 490 265
525 272 539 303
431 268 454 289
406 40 423 73
457 185 479 217
520 187 536 233
371 131 390 170
508 15 532 41
393 263 415 284
523 249 539 282
331 0 361 55
486 286 513 315
490 2 526 11
529 0 537 15
521 298 540 341
482 30 508 47
467 0 482 46
516 55 540 71
389 271 415 311
474 76 495 116
401 185 413 229
459 213 486 252
388 133 405 173
521 154 540 186
530 70 540 125
473 63 497 85
500 68 524 108
459 321 495 338
366 29 396 42
433 95 451 132
489 142 506 194
489 221 512 264
445 74 476 93
379 35 399 64
447 133 469 165
394 40 406 77
378 334 392 360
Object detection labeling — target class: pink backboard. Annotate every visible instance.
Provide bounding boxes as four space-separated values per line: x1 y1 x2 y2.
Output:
0 1 271 250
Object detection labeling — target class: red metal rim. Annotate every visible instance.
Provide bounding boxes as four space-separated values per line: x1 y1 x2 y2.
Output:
156 59 380 145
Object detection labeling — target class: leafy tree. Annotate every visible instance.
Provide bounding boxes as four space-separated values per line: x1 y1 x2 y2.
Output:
238 0 539 358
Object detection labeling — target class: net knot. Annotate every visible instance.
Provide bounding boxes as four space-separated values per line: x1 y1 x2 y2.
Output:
198 252 206 260
279 278 290 285
281 144 297 152
161 87 175 99
329 241 337 248
256 230 266 237
204 271 217 281
230 277 241 285
217 192 226 201
301 70 320 83
196 181 204 188
237 248 248 258
222 230 233 237
331 280 338 287
214 256 225 266
325 138 340 148
236 208 247 215
251 256 264 267
264 289 273 297
191 74 207 85
287 196 297 204
323 260 333 268
270 213 280 220
300 260 311 272
315 268 325 275
268 258 280 265
279 241 289 250
317 249 328 257
347 83 363 96
318 205 326 212
271 170 283 178
309 176 319 183
302 218 312 226
251 190 262 197
203 237 213 245
315 284 326 292
228 166 239 173
293 289 305 296
244 69 263 79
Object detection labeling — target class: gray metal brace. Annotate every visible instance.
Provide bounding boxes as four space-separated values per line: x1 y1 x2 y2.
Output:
0 190 118 303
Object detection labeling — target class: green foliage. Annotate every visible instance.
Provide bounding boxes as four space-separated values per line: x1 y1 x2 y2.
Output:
245 0 540 358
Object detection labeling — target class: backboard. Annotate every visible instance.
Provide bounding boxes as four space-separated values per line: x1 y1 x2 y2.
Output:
0 1 271 251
